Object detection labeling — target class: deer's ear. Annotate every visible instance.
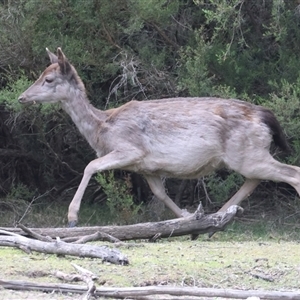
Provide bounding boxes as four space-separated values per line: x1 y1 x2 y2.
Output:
46 48 58 64
57 47 72 75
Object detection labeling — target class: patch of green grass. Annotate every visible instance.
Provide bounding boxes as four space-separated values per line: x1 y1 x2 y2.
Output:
215 217 300 242
1 239 300 292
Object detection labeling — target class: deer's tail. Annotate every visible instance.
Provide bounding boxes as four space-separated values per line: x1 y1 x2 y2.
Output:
259 108 290 154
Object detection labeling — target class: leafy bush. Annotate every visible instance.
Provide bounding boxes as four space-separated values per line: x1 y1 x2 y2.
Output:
95 171 142 224
7 183 35 201
205 172 244 205
265 78 300 165
0 74 32 111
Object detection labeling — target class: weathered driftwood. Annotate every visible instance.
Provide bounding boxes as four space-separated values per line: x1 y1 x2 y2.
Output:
0 204 243 241
1 279 300 299
0 230 128 265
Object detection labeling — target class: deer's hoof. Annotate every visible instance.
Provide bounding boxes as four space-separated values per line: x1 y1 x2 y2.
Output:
181 209 192 218
68 220 77 227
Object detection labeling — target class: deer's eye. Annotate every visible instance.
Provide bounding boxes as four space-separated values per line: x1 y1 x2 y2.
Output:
45 77 54 83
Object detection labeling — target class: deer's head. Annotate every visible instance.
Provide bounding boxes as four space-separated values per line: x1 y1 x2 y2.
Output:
18 48 83 104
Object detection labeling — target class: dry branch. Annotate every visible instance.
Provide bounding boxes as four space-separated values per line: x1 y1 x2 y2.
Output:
0 231 128 265
0 204 243 241
17 223 53 242
71 263 97 300
1 279 300 299
54 266 98 300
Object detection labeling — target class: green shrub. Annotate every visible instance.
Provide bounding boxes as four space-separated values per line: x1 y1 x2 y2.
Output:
0 74 32 111
265 78 300 165
205 172 244 205
95 171 142 224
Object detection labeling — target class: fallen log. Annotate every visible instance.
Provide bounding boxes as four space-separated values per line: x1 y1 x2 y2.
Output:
0 204 243 241
1 279 300 299
0 230 128 265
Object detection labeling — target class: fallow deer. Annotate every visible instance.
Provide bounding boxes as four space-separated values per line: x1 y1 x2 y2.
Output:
18 48 300 227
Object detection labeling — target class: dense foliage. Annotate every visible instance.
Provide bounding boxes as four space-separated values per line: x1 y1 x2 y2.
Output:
1 0 300 222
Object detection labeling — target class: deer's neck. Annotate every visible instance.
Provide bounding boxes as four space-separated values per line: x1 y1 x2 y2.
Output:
61 88 105 152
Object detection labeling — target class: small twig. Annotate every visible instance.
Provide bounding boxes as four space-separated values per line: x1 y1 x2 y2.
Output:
17 223 53 242
17 189 55 224
17 197 36 224
194 202 205 220
146 21 179 49
101 22 122 50
41 141 82 176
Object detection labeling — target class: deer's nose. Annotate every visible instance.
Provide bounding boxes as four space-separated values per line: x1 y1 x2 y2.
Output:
18 95 25 103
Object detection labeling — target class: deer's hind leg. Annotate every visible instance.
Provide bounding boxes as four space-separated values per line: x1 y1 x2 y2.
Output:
240 155 300 194
218 178 261 212
221 153 300 213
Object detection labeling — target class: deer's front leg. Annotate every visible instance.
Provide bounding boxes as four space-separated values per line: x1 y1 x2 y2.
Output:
68 150 143 227
144 175 190 218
